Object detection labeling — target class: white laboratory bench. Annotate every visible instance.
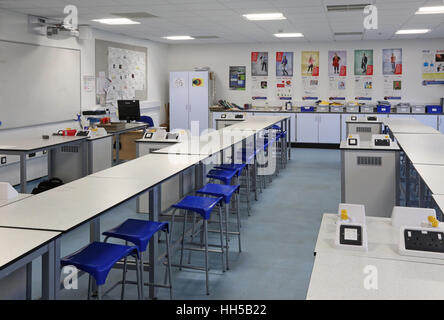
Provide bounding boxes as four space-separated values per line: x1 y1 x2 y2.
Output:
0 193 32 208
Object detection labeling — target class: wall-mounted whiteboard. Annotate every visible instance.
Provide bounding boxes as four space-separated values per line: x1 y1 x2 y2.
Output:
0 40 81 130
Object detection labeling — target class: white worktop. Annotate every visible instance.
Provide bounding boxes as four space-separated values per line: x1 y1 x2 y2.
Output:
307 252 444 300
0 194 32 208
413 164 444 195
0 227 60 270
384 118 440 134
0 136 87 152
394 133 444 165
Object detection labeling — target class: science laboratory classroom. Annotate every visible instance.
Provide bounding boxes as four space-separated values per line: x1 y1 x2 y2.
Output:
1 0 444 304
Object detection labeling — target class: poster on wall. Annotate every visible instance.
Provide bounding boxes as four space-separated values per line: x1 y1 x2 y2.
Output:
383 49 402 75
422 49 444 85
229 66 246 91
354 76 373 100
301 51 319 76
328 51 347 76
107 47 146 102
354 49 373 76
383 76 402 99
328 50 347 100
251 52 268 76
302 77 319 100
276 52 294 76
276 78 293 101
251 77 268 102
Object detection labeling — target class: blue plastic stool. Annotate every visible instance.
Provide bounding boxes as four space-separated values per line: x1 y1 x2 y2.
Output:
197 184 242 269
140 116 154 127
207 169 237 185
214 163 251 215
102 219 173 299
61 242 142 300
171 195 224 295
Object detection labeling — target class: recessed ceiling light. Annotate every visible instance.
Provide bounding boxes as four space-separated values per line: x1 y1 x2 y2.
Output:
273 33 304 38
243 13 286 21
395 29 431 35
416 6 444 14
92 18 140 25
163 36 195 40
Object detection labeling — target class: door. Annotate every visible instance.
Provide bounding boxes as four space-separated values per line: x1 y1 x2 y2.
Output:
169 72 189 131
318 114 341 143
189 71 209 135
296 114 318 143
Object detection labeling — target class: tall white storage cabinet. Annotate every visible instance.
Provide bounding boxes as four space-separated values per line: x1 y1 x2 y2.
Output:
170 71 212 135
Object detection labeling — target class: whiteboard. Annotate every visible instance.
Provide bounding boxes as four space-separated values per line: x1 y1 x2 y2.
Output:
0 40 81 129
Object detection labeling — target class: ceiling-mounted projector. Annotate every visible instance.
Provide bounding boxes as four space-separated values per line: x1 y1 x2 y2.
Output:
28 15 79 39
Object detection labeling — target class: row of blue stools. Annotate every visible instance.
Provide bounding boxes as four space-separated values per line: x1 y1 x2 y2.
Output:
59 125 287 299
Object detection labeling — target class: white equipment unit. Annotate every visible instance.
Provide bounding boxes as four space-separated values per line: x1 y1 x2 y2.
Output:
215 113 246 130
399 226 444 260
335 221 368 252
392 206 437 229
346 116 383 142
340 138 400 217
169 71 213 135
0 182 18 200
346 134 360 147
51 135 112 182
136 130 193 213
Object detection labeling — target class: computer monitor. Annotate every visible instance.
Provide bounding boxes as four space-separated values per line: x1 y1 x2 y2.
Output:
118 100 141 123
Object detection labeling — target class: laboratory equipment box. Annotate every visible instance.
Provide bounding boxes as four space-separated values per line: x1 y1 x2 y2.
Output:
426 105 442 114
301 106 315 112
346 105 359 113
377 105 391 113
330 106 344 113
215 113 246 130
345 116 383 141
361 105 375 113
412 105 426 113
316 106 329 112
396 105 411 113
340 139 400 217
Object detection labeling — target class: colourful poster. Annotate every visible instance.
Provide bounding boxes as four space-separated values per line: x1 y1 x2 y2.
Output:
383 49 402 75
328 51 347 76
276 52 294 77
251 52 268 76
229 66 246 90
301 51 319 76
276 78 293 101
354 49 373 75
422 49 444 85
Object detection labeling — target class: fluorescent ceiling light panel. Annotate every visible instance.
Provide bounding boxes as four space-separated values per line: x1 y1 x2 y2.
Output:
274 33 304 38
243 13 286 21
163 36 195 40
416 6 444 14
92 18 140 25
395 29 430 34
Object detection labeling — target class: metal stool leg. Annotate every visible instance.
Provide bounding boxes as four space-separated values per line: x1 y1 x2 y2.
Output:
188 212 197 264
204 219 210 295
219 205 226 272
87 275 92 300
179 211 188 270
139 251 144 300
236 191 242 252
223 204 230 270
135 255 142 300
165 230 173 300
121 241 128 300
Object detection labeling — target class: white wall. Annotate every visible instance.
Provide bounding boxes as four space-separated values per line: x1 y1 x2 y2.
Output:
0 8 169 185
167 39 444 107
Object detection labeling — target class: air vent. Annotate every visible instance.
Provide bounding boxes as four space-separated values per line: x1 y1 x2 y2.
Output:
327 4 370 12
356 127 372 133
112 12 158 19
334 32 363 36
192 36 220 39
61 146 79 153
357 156 382 166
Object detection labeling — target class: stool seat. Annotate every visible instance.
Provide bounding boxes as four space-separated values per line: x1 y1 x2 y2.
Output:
103 219 169 253
173 195 223 220
61 242 139 286
215 163 246 176
207 169 237 185
197 183 240 204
